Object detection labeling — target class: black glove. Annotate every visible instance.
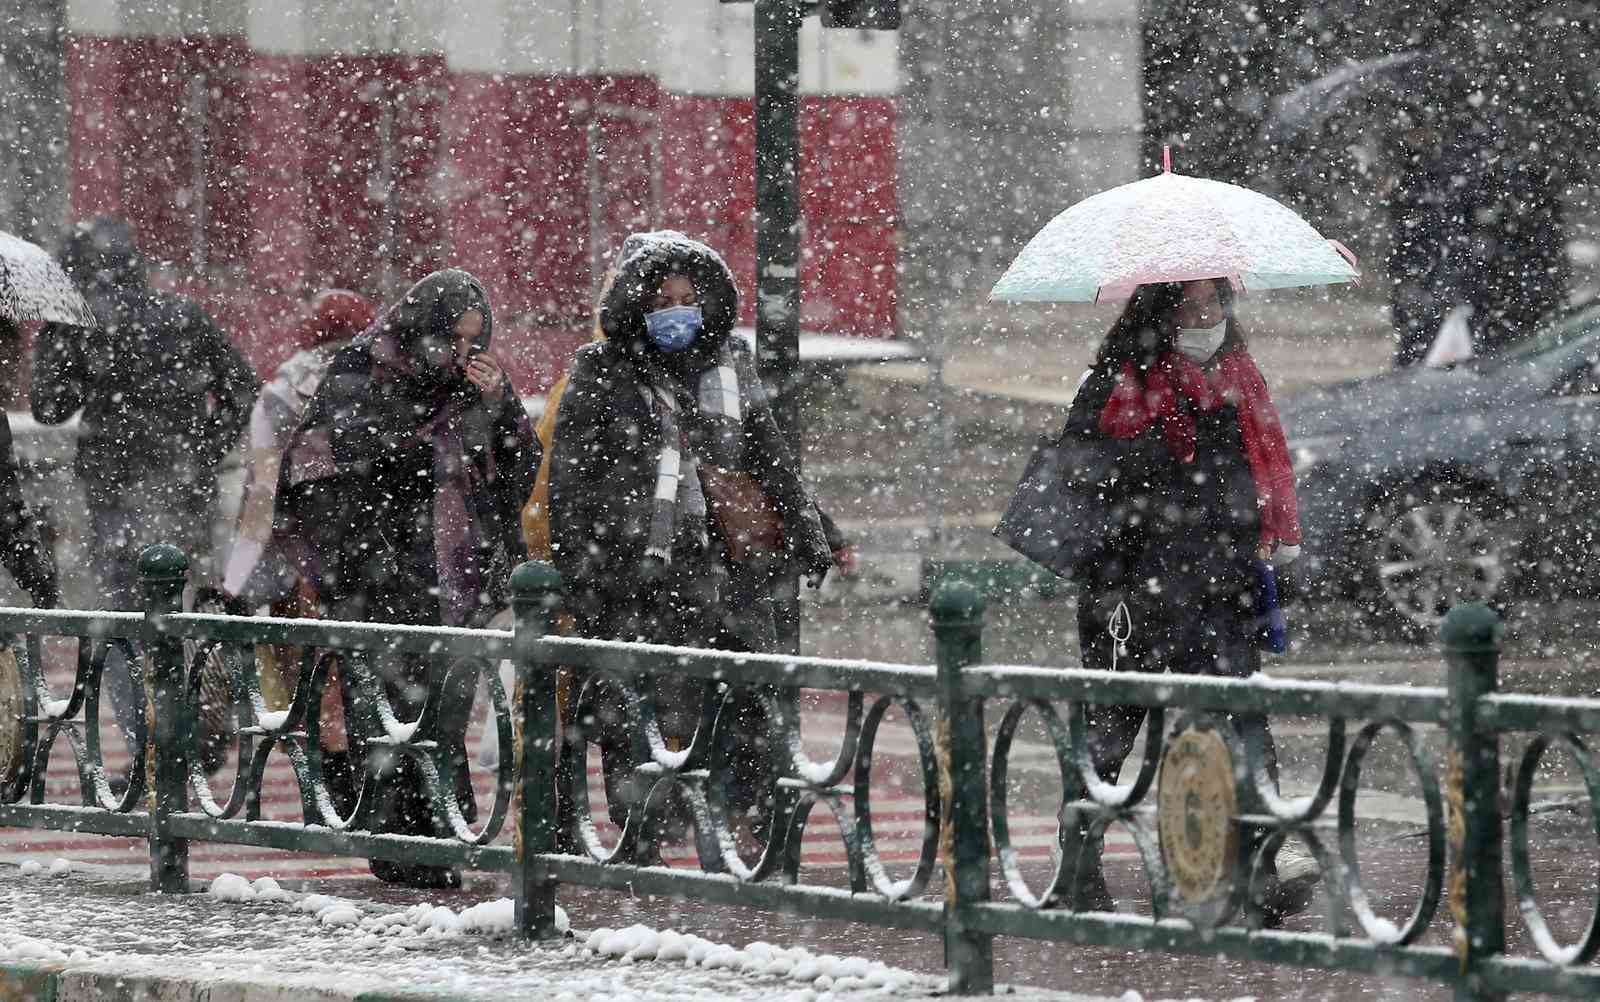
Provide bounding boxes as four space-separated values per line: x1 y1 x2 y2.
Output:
31 583 58 610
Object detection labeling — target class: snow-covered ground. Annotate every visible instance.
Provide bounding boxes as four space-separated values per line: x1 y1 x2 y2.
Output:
0 862 1130 1002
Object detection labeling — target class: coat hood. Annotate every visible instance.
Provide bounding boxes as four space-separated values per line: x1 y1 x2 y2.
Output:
599 231 737 368
60 216 147 295
370 269 492 389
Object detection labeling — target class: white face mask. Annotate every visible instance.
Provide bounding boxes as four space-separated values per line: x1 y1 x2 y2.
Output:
1175 320 1227 362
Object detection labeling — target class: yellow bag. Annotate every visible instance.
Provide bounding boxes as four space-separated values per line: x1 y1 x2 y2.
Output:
519 372 570 562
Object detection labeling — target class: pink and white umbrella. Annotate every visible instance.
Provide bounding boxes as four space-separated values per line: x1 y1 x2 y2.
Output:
991 150 1359 303
0 230 96 327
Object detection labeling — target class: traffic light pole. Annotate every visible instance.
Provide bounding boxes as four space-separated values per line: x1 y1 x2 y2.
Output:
754 0 804 655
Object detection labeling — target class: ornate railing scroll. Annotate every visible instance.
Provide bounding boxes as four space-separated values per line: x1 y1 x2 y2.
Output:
954 657 1456 971
523 633 945 907
1474 687 1600 993
0 609 146 818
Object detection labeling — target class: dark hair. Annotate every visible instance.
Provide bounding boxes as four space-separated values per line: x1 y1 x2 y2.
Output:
1093 278 1245 371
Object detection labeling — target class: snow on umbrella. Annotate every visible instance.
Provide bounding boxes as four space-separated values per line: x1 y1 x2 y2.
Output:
990 150 1360 304
0 230 96 327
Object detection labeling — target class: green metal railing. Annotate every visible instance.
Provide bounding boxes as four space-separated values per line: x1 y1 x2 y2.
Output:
0 545 1597 999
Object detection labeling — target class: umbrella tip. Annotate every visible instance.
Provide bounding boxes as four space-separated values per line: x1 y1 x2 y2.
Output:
1162 145 1172 173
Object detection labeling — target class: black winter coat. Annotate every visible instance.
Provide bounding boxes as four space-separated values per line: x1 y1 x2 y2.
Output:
1065 361 1262 678
551 340 831 651
31 224 256 504
0 414 57 608
283 270 538 628
548 236 832 653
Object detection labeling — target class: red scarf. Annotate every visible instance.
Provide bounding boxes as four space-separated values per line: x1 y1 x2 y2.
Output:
1098 349 1301 547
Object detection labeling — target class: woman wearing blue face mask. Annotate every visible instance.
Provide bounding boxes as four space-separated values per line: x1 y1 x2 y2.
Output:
1037 278 1315 923
548 231 836 858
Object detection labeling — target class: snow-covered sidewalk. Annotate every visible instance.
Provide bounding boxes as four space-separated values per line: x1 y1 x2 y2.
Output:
0 862 1116 1002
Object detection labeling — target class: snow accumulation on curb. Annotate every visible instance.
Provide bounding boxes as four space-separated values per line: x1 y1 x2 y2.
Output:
4 864 977 1001
206 872 575 942
3 864 1184 1001
580 924 940 995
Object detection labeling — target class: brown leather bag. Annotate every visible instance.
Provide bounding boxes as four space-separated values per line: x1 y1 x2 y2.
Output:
699 465 784 562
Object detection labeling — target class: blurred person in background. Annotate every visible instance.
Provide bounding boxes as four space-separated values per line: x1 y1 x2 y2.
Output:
0 329 58 610
218 289 375 783
31 216 257 767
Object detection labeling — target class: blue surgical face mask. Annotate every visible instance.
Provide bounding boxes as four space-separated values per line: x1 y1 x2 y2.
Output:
644 304 702 353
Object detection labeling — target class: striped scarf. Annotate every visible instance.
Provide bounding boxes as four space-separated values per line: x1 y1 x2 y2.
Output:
644 349 744 564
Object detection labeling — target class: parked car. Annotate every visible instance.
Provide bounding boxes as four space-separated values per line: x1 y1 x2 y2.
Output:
1281 301 1600 634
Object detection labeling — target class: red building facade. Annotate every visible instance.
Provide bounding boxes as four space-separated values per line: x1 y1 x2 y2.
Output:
61 0 899 391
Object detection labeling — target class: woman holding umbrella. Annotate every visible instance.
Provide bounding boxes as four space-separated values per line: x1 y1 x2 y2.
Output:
1051 277 1316 923
991 155 1356 925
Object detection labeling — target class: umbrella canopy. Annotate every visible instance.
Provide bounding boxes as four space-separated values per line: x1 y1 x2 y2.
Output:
0 230 96 327
1261 50 1460 145
990 160 1359 303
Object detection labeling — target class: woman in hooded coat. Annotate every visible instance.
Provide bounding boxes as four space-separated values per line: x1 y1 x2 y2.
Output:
279 269 538 887
1056 278 1317 924
549 233 835 848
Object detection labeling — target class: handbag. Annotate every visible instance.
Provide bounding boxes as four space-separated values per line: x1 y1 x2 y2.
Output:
993 431 1123 579
699 465 785 562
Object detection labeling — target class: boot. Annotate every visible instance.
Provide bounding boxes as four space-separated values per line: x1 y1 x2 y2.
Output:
1257 842 1320 927
371 858 463 889
320 750 360 818
1066 821 1114 912
1074 857 1115 912
368 758 462 889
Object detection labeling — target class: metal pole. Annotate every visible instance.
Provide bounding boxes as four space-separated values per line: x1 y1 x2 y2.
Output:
932 578 993 994
754 0 804 655
1441 603 1506 1002
512 560 564 941
140 544 191 894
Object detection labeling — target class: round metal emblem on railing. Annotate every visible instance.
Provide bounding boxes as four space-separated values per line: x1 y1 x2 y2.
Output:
1157 721 1239 908
0 645 23 783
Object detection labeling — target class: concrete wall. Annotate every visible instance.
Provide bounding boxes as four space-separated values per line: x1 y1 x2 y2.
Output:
0 0 69 244
897 0 1143 333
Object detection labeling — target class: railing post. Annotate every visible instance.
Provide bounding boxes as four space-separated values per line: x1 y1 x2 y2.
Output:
512 560 564 940
932 578 992 994
140 544 189 894
1442 603 1505 1002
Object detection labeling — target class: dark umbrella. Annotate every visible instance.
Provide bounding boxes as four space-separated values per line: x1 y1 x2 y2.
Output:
1260 50 1463 145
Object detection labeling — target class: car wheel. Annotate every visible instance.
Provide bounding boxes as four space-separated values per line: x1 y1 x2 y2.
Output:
1366 485 1511 634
